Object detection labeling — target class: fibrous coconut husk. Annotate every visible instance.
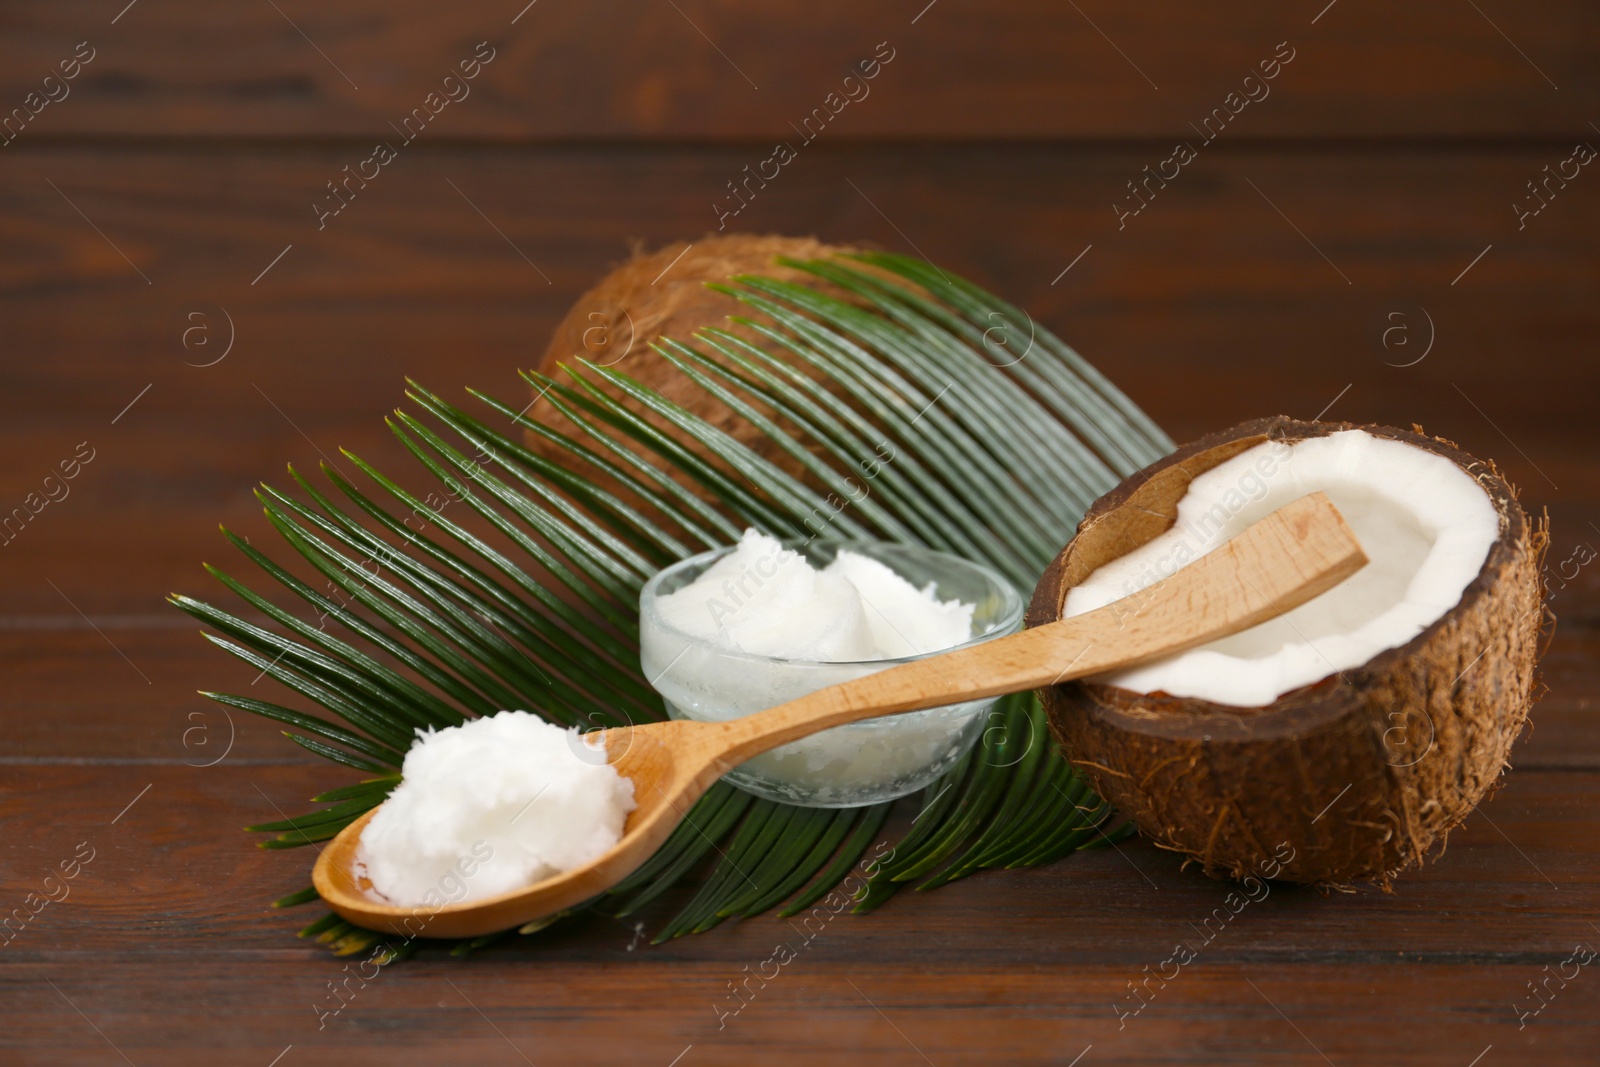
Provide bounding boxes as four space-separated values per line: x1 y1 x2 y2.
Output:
527 234 863 490
1026 415 1548 886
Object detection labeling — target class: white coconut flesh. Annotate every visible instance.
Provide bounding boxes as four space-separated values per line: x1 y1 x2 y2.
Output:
1062 430 1501 707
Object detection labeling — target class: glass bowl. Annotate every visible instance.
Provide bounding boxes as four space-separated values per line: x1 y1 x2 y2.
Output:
638 539 1023 807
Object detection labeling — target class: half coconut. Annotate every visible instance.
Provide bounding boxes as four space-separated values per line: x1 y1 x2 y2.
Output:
1027 416 1546 885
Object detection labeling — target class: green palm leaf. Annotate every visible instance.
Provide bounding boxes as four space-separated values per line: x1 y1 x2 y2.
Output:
173 251 1171 955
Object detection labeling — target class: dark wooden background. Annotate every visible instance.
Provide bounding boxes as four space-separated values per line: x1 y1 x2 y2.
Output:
3 1 1598 1063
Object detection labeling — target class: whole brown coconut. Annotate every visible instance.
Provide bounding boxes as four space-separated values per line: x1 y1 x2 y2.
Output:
1026 416 1547 886
529 234 862 483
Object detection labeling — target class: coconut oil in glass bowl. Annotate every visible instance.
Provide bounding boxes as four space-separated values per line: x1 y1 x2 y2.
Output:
638 536 1023 807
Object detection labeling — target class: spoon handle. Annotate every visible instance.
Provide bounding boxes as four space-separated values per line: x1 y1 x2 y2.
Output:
711 492 1365 765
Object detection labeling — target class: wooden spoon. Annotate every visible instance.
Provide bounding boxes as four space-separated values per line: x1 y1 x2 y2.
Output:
313 491 1364 938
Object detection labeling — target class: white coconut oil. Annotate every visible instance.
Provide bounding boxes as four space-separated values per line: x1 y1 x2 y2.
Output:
652 529 975 662
640 531 999 806
355 711 635 908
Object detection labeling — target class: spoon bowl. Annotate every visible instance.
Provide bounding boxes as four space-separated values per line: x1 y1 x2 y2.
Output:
313 718 720 940
313 491 1366 938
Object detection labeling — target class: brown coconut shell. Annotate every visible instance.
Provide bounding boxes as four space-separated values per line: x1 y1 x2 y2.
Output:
529 234 865 488
1025 415 1548 886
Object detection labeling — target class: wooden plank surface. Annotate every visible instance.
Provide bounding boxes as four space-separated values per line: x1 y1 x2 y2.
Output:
3 763 1598 1064
3 1 1599 1063
0 1 1594 138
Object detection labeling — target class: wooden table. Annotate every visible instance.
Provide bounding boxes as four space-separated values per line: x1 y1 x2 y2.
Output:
3 3 1597 1063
